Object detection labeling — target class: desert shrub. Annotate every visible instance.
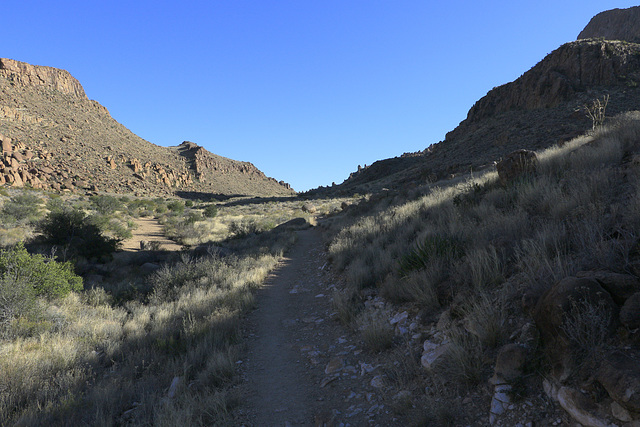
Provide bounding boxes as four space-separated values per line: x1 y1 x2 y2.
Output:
203 204 218 218
185 212 202 224
126 199 159 217
229 220 261 238
89 194 122 214
357 307 394 352
88 214 133 240
1 193 42 223
38 208 120 260
561 297 613 361
0 275 37 332
167 200 185 214
184 200 194 207
437 327 486 386
0 243 82 300
399 234 464 276
332 288 362 325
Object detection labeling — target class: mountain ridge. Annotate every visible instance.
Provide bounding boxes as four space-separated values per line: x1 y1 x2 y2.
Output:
0 58 294 198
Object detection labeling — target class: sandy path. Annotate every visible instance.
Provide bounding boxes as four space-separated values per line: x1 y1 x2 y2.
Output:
237 229 320 425
235 228 400 426
119 217 182 251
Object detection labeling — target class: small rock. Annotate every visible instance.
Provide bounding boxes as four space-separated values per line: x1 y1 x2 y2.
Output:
611 401 633 422
325 358 344 375
370 376 385 389
390 311 408 325
320 375 338 388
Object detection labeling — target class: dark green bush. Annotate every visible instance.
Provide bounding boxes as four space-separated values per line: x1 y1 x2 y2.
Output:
38 208 120 260
167 201 185 214
203 204 218 218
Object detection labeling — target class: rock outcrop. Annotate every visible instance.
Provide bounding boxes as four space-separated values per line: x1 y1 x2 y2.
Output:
578 6 640 43
464 39 640 124
0 58 86 98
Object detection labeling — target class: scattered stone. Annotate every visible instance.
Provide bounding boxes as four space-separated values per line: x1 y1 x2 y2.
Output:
1 135 11 153
610 401 633 422
389 311 408 325
489 384 512 425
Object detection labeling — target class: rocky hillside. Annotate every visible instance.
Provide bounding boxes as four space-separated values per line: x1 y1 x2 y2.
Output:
578 5 640 43
324 25 640 195
0 58 295 198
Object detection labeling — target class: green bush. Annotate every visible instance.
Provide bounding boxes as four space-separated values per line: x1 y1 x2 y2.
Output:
203 204 218 218
0 243 82 298
38 208 120 260
89 194 123 214
167 201 185 214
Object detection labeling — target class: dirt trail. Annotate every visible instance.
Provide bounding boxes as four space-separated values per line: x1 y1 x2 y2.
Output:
119 217 182 252
235 227 400 426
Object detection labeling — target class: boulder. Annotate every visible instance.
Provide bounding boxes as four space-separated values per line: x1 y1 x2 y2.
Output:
302 203 316 213
532 276 617 380
597 351 640 413
1 136 11 154
491 343 528 385
577 270 640 305
496 150 538 185
620 292 640 329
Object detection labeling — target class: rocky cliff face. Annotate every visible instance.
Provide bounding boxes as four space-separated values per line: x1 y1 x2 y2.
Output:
464 39 640 124
578 6 640 43
0 58 87 98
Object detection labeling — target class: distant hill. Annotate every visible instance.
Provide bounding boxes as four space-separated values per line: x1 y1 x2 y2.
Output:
0 58 295 198
316 12 640 195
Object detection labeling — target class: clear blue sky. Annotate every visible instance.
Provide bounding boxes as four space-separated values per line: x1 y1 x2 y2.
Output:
4 1 638 191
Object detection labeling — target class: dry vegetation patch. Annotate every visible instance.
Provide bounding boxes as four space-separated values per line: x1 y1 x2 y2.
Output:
326 113 640 424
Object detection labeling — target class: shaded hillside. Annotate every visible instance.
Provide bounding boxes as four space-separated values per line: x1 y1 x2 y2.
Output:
0 58 295 198
326 38 640 195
